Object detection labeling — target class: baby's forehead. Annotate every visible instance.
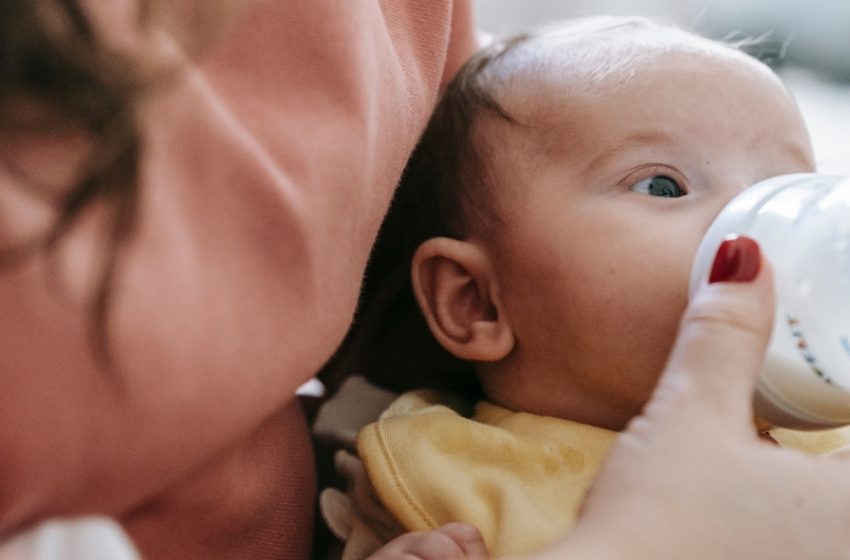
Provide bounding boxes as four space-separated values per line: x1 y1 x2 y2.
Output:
496 28 758 114
499 18 742 80
470 30 792 176
481 31 779 146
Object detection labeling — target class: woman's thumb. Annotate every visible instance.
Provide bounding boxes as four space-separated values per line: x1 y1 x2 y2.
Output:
644 236 776 431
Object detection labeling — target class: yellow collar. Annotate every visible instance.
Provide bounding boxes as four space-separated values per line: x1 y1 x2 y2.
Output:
357 390 617 557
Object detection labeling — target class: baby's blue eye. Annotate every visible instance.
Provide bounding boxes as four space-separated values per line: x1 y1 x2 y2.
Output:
631 175 685 198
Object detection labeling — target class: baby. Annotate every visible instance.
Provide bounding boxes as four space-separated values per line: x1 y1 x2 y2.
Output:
317 15 825 559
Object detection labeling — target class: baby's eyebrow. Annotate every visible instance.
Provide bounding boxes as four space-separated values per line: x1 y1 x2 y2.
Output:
578 130 673 175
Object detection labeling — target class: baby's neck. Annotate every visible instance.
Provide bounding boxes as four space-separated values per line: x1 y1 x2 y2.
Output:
479 365 639 431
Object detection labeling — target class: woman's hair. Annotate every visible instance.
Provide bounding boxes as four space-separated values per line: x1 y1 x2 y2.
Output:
320 16 777 398
0 0 148 364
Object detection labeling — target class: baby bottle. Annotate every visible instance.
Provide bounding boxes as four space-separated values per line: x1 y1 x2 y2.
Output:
690 173 850 429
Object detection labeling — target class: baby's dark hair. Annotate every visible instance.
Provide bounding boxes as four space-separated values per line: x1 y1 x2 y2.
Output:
320 35 532 398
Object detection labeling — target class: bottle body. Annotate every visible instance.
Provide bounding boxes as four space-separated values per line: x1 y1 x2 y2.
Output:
690 174 850 429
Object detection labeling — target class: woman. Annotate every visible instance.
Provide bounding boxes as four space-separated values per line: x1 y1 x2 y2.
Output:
1 2 848 559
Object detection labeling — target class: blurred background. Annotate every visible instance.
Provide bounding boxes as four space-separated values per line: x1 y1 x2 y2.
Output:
473 0 850 175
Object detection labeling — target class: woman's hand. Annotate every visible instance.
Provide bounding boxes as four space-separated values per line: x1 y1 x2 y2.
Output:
543 238 850 560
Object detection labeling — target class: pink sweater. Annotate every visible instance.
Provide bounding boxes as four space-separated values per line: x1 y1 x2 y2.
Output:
0 1 475 558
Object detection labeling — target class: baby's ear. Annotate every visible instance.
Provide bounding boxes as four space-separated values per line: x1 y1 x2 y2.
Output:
411 238 514 362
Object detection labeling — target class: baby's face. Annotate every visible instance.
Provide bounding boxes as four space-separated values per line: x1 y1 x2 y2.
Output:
477 50 814 429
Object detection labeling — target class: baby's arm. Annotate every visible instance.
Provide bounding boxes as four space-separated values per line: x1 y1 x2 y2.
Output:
365 524 487 560
321 451 488 560
315 379 489 560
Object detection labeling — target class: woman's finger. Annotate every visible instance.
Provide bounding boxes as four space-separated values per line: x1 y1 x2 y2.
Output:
644 237 775 434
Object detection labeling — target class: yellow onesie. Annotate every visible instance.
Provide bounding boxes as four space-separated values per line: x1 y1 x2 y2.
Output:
357 390 616 557
319 385 850 559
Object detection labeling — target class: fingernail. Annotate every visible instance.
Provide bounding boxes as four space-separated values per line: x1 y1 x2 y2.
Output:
708 235 761 284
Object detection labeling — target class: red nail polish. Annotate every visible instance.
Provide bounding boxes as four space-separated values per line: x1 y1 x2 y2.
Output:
708 236 761 284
